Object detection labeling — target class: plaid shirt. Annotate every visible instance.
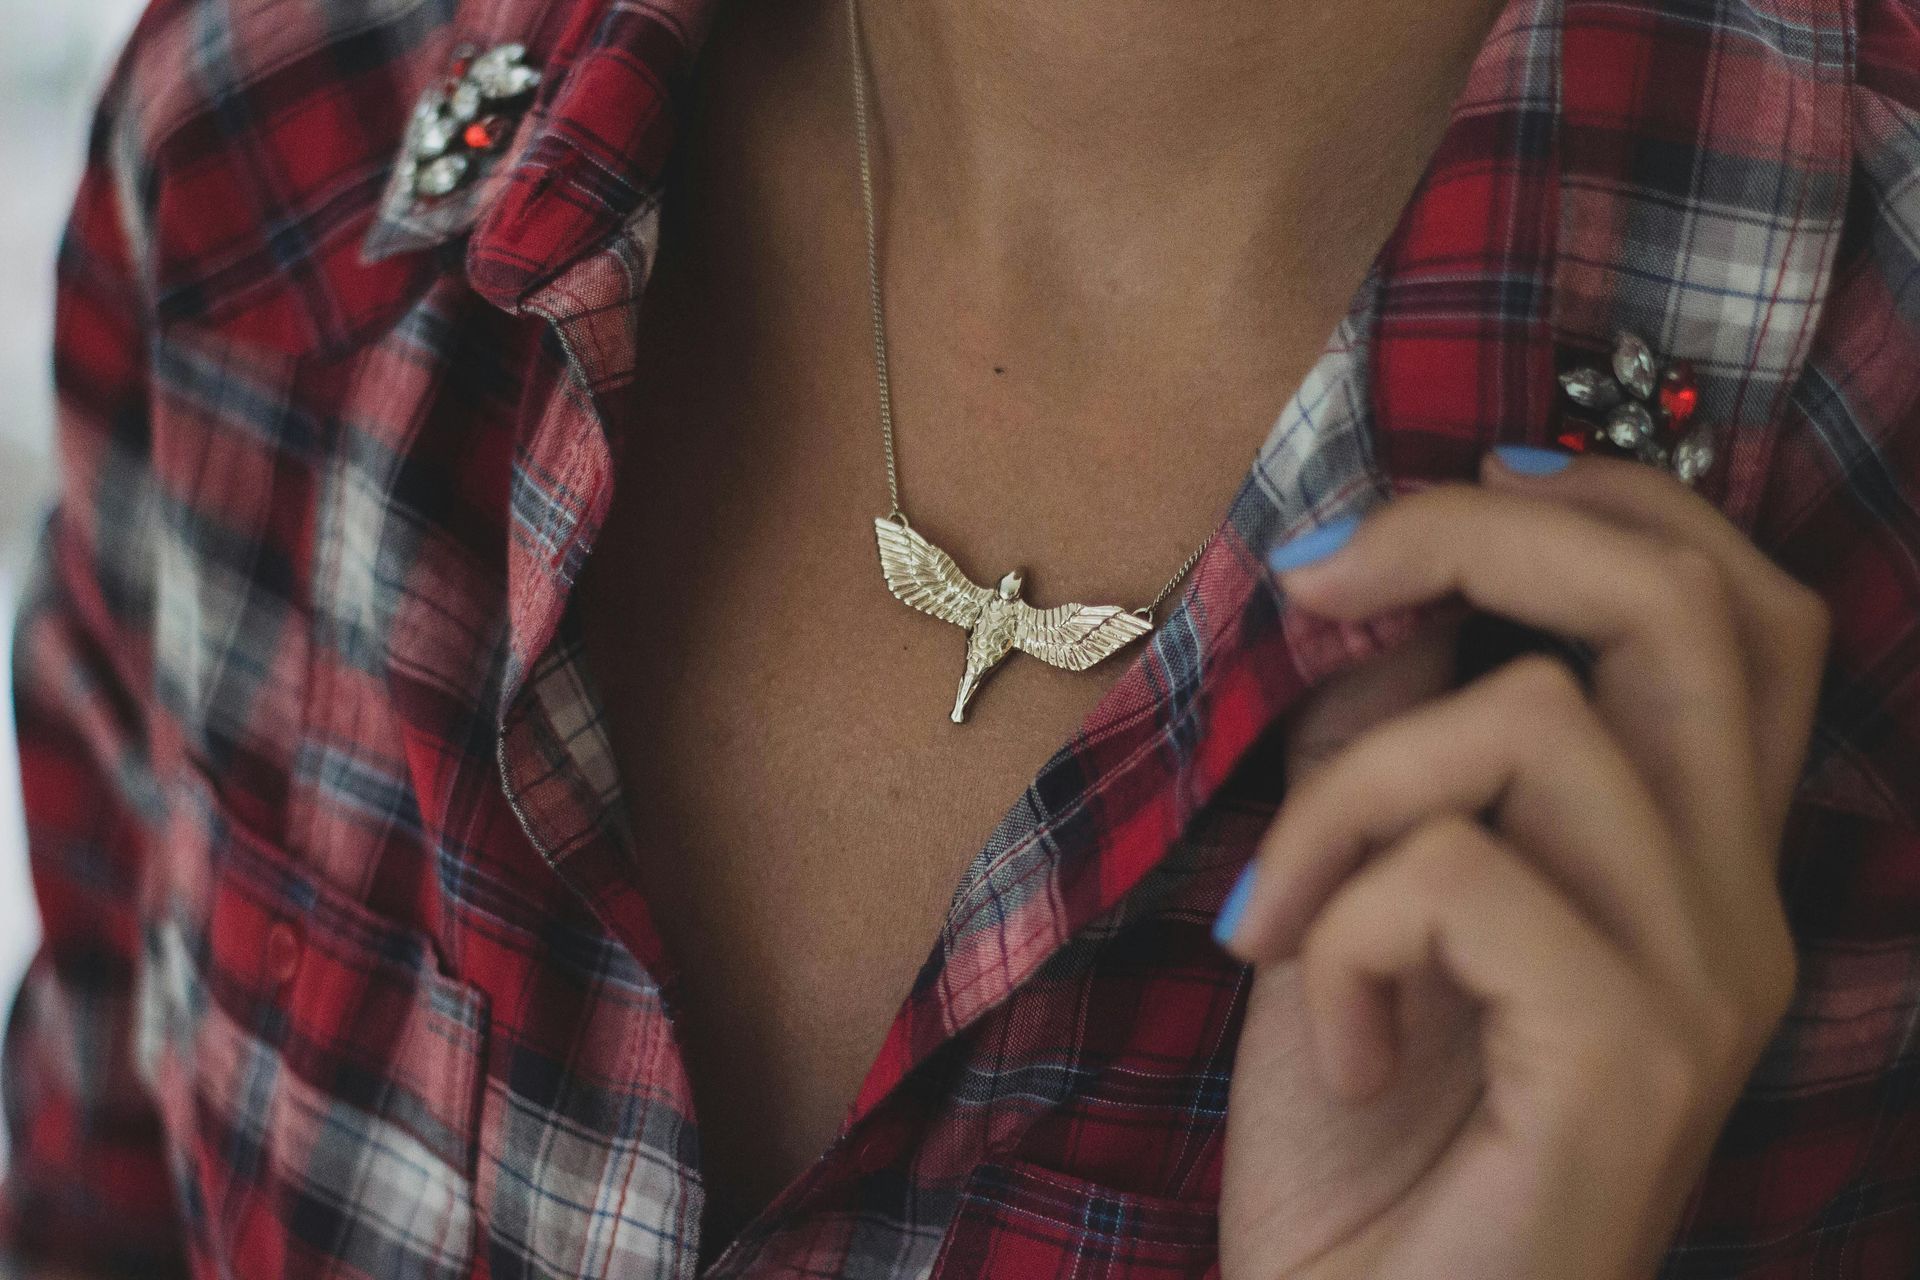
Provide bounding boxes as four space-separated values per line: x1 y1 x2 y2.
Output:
5 0 1919 1272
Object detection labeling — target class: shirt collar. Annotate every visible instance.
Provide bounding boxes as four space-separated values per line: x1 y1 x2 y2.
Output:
359 0 716 308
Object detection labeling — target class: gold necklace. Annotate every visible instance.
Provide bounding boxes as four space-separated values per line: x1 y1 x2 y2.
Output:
846 0 1215 724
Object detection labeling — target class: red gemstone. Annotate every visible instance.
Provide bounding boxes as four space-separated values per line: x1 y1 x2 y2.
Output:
450 54 472 77
1556 429 1590 453
1658 360 1698 428
464 118 501 150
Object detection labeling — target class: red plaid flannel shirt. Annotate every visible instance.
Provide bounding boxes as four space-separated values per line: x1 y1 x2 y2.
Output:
5 0 1919 1273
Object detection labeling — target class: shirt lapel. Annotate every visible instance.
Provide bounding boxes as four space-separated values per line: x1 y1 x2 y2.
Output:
1550 0 1860 810
1553 0 1854 533
415 0 722 994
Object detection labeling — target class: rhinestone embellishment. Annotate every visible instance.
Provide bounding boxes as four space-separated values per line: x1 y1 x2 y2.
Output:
1556 333 1714 485
399 42 541 200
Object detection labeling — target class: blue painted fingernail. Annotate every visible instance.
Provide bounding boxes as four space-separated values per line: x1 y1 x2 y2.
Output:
1266 513 1361 573
1491 444 1574 475
1212 860 1257 948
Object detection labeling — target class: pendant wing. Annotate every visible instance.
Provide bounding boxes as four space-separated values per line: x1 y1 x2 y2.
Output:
874 517 992 628
1013 600 1153 672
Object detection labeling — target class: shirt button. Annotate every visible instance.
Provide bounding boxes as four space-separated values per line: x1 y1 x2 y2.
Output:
265 921 303 986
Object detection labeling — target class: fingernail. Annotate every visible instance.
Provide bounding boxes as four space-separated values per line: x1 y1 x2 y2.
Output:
1490 444 1574 476
1212 860 1257 949
1266 514 1361 574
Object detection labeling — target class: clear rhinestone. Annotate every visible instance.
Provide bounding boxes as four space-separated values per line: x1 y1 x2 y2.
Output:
495 63 539 98
1672 431 1715 484
1604 401 1654 449
1612 332 1657 400
450 80 483 122
1558 365 1622 411
471 43 540 99
414 152 469 197
411 110 456 158
471 43 523 75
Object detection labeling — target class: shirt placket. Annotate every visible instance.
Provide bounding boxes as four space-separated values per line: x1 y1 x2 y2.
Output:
482 192 970 1273
458 0 714 1008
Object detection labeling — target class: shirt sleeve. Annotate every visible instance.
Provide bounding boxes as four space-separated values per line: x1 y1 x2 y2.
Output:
0 22 188 1274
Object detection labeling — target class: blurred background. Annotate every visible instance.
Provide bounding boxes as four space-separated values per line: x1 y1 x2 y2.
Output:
0 0 147 1153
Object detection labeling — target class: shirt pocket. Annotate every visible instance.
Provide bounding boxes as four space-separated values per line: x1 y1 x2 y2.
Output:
927 1158 1220 1280
135 771 488 1279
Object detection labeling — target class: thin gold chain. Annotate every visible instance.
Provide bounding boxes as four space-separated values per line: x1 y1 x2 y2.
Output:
843 0 1213 621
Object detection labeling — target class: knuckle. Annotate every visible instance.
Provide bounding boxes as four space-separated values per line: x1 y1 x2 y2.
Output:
1686 982 1749 1072
1422 482 1485 520
1400 815 1497 898
1391 484 1474 543
1635 1016 1711 1119
1298 894 1371 977
1747 926 1802 1031
1495 652 1590 724
1643 548 1746 696
1282 733 1346 784
1550 975 1705 1119
1680 935 1798 1082
1657 544 1734 619
1778 578 1834 661
1556 999 1648 1095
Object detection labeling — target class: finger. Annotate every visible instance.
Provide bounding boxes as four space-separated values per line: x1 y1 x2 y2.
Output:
1298 813 1660 1120
1481 450 1830 828
1272 484 1761 862
1282 616 1461 783
1303 815 1730 1280
1225 654 1704 995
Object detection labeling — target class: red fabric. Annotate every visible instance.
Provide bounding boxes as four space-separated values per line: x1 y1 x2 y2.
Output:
4 0 1918 1273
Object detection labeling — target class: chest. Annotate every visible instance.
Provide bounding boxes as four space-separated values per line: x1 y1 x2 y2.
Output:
570 222 1307 1256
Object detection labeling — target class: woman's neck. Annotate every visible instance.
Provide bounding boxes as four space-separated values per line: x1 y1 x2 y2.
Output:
853 0 1508 314
679 0 1508 407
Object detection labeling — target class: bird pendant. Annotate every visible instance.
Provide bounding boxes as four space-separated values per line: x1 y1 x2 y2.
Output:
873 514 1154 723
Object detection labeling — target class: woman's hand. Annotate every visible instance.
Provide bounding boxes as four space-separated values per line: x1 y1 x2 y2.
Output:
1212 449 1832 1280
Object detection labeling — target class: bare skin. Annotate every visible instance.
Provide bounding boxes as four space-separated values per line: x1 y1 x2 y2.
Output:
578 0 1509 1264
